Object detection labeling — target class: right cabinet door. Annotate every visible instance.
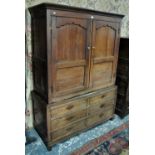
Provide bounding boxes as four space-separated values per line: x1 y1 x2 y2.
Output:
90 20 120 89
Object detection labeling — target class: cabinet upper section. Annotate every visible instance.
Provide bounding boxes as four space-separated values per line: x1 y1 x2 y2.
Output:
29 3 124 103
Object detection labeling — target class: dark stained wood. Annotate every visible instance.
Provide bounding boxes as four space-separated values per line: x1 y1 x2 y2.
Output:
49 15 91 99
115 38 129 117
31 91 48 144
29 3 124 19
90 20 120 90
31 13 47 99
86 106 114 126
50 119 87 142
30 4 123 103
29 3 123 149
50 110 87 131
49 98 87 119
47 114 113 147
47 87 116 143
88 98 115 114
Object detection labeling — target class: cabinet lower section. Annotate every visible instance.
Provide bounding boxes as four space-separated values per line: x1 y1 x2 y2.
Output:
32 86 117 148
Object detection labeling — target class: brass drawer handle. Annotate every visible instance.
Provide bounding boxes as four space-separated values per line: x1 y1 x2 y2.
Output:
101 94 106 98
66 116 74 121
66 105 74 110
99 113 105 118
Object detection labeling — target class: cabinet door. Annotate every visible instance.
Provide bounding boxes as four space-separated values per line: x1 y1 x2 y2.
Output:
90 20 120 89
48 11 91 99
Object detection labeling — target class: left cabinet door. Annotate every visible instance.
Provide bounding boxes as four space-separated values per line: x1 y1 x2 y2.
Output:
47 11 91 101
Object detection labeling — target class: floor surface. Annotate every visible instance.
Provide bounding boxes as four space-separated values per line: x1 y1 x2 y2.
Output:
25 114 129 155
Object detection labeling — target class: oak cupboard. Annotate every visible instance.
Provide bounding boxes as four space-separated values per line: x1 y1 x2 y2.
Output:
29 3 124 149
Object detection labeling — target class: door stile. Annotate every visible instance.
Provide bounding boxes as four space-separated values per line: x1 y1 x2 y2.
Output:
85 19 93 88
88 18 95 88
50 15 57 98
111 23 121 84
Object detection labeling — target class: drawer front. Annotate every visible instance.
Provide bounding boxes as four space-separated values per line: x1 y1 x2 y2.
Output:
86 106 114 127
50 99 87 119
50 109 87 131
50 120 87 142
89 89 116 106
88 99 115 114
47 86 117 143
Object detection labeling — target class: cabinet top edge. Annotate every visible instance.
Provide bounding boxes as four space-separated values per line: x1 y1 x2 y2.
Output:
28 3 124 19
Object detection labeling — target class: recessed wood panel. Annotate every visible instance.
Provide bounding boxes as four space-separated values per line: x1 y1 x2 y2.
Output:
95 26 107 57
93 62 113 88
107 27 116 56
55 66 85 93
32 17 46 59
33 59 47 96
94 26 116 57
55 17 87 61
56 24 86 61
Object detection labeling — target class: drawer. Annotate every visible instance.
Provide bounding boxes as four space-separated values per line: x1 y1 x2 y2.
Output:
89 89 116 106
86 106 114 127
88 99 115 114
50 109 87 131
50 99 87 119
50 119 87 142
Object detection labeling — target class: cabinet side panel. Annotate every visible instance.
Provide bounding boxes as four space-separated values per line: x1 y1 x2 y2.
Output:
32 92 48 144
31 10 47 99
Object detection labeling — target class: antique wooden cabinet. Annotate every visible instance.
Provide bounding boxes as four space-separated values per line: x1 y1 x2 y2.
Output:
29 3 124 149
